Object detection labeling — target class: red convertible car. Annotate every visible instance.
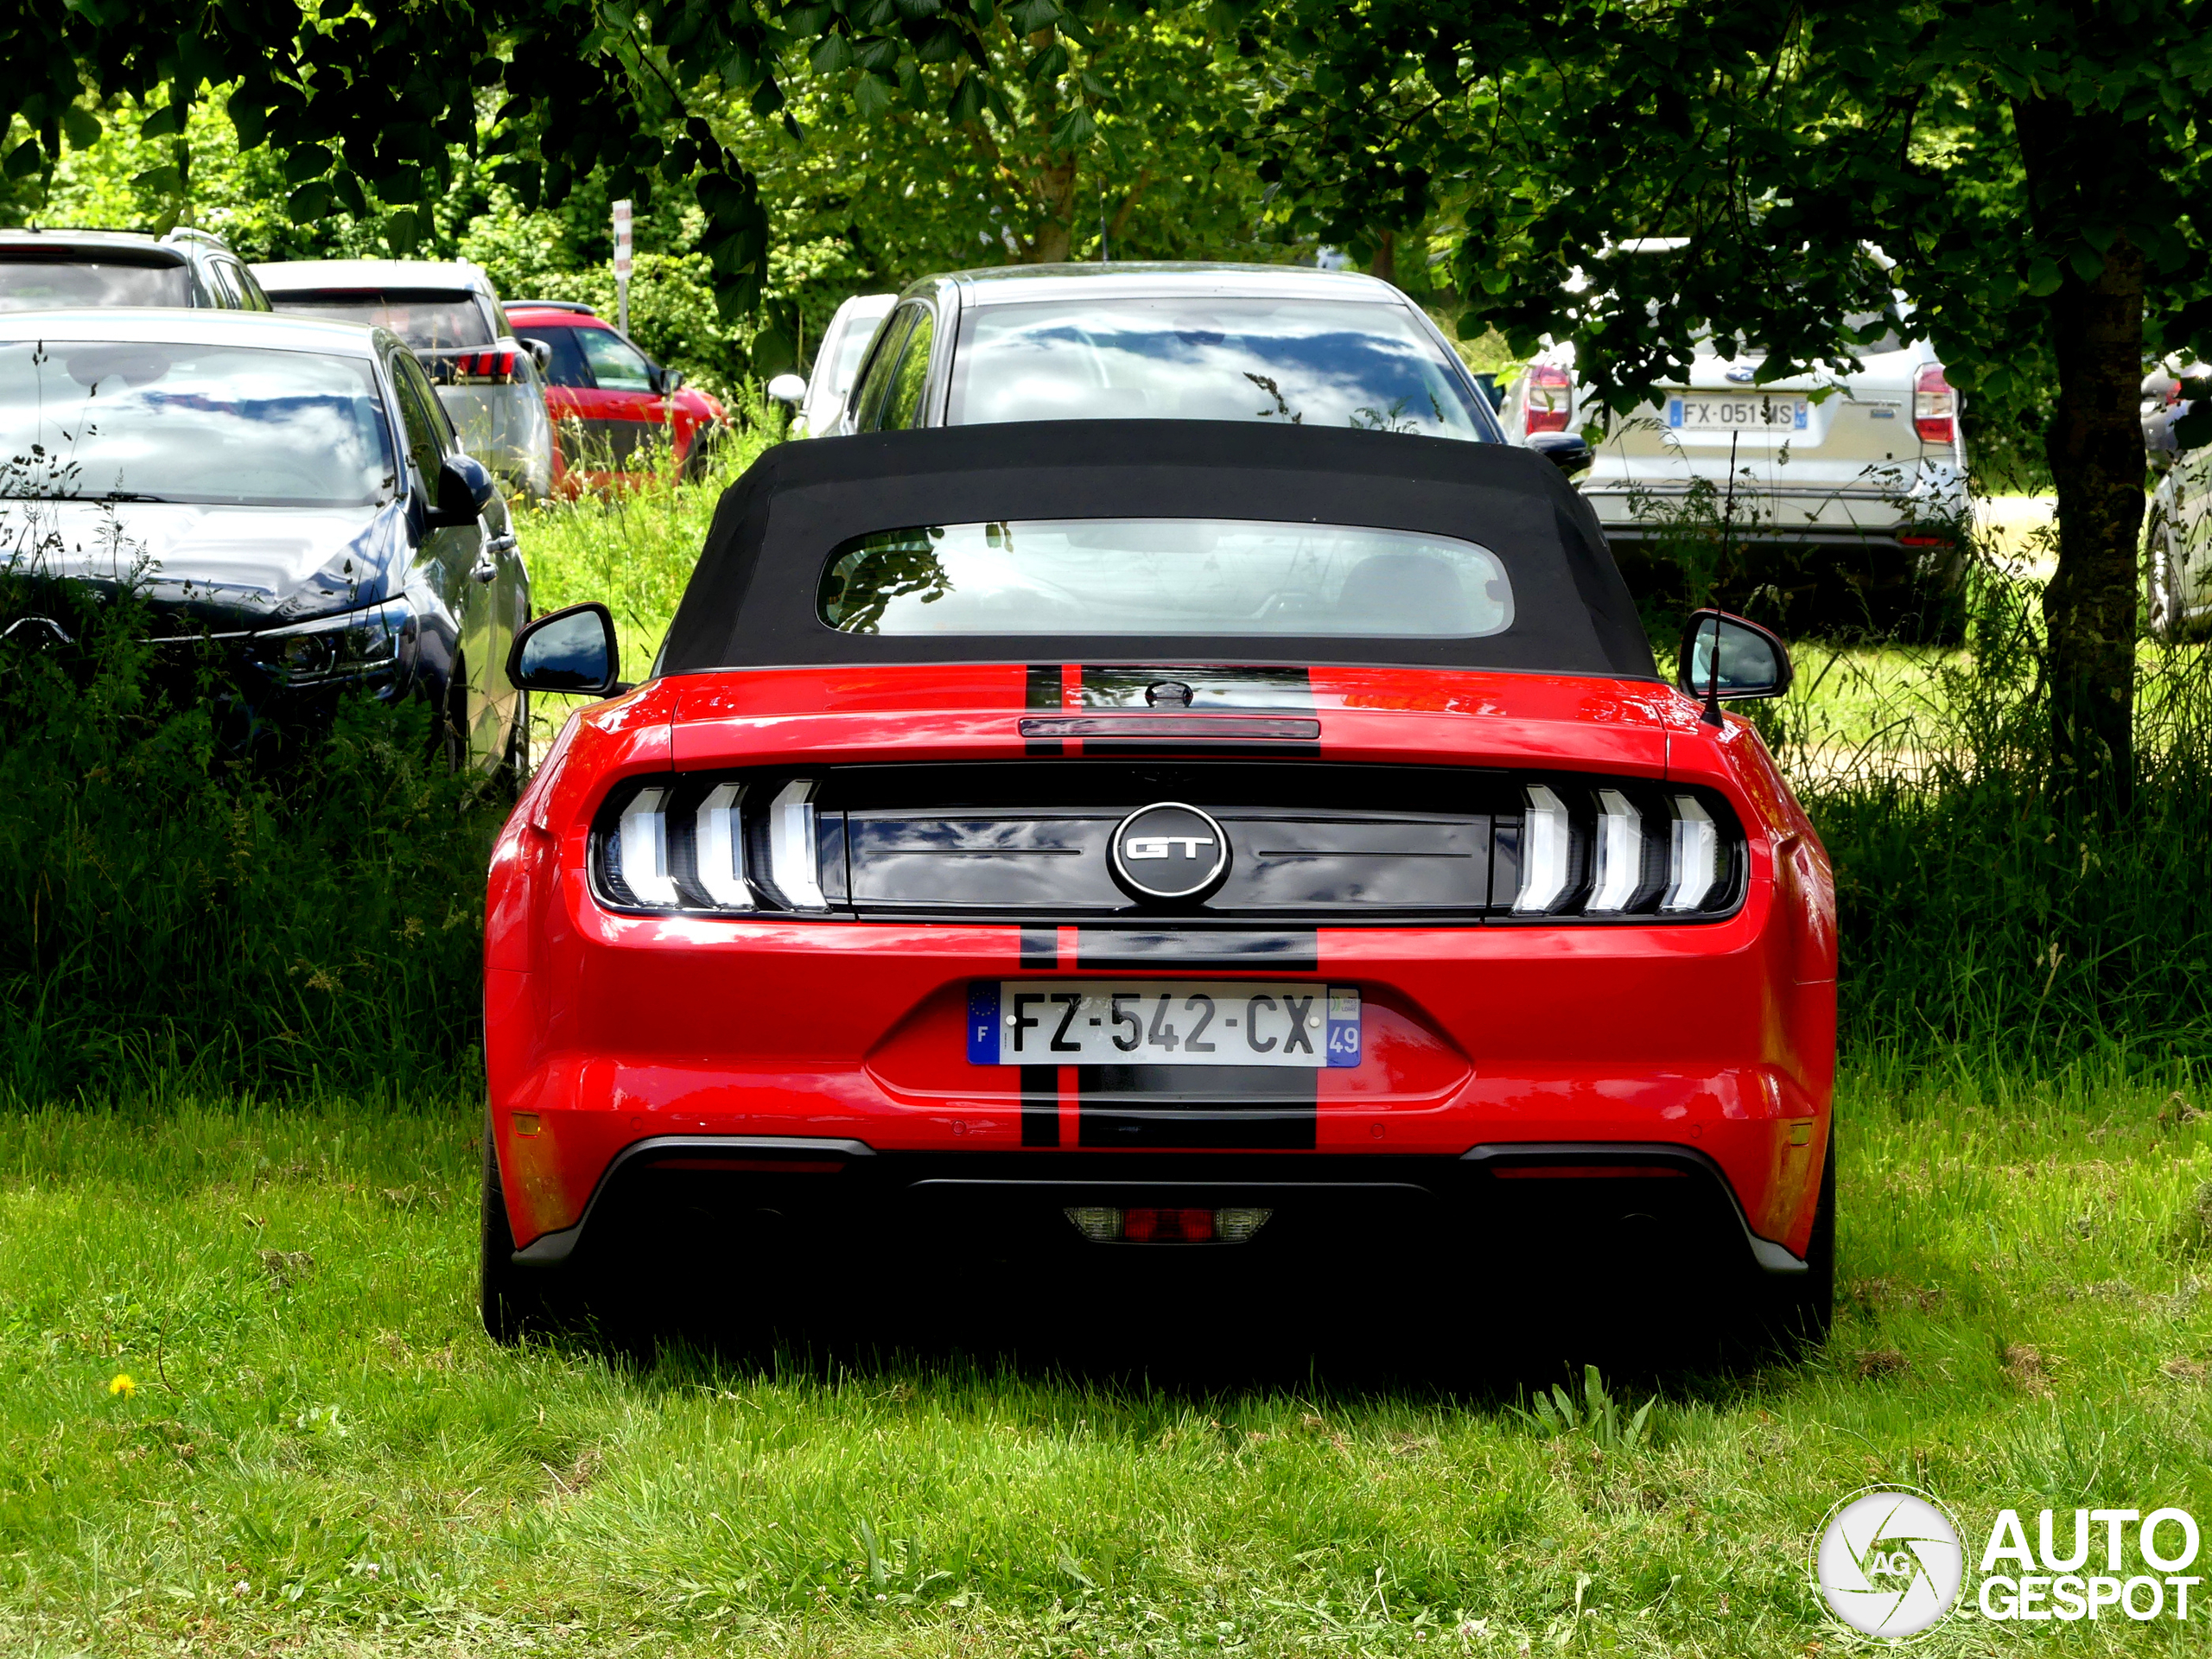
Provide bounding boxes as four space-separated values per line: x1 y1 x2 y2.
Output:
481 422 1836 1346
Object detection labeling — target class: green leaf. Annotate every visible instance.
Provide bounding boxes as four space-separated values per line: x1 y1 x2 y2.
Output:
286 181 334 221
282 143 334 184
852 72 894 121
810 32 853 73
1027 42 1067 82
948 74 986 125
60 106 101 151
130 163 184 194
140 102 184 139
2025 257 2063 299
1009 0 1058 31
1045 103 1093 149
3 141 43 181
2069 245 2107 283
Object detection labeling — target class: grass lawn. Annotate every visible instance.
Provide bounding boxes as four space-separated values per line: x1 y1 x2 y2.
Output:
3 1072 2209 1655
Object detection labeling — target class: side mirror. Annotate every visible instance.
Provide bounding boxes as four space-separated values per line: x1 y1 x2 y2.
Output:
524 338 552 373
766 372 808 407
1527 430 1593 475
1678 608 1792 724
652 365 684 396
430 453 497 525
507 601 623 696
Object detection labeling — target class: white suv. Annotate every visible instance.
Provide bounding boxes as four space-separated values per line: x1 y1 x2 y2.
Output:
1499 303 1968 627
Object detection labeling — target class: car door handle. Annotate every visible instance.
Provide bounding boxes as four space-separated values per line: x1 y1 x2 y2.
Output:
485 532 518 555
470 552 499 584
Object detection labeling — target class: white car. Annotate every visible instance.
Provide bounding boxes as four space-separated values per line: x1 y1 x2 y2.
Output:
253 258 556 501
1498 302 1968 628
770 292 896 435
2145 364 2212 638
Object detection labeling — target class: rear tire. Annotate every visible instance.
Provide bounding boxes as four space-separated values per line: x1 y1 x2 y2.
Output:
480 1113 575 1344
1764 1123 1836 1351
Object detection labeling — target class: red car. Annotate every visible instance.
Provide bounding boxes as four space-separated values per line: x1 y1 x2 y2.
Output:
481 422 1836 1346
505 301 726 486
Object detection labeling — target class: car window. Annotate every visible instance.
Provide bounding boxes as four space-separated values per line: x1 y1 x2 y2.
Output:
514 326 594 388
0 258 191 310
946 297 1489 439
575 327 655 392
0 340 396 508
882 308 936 429
849 304 918 432
267 291 494 349
819 518 1514 638
388 354 447 482
231 263 272 311
201 258 242 308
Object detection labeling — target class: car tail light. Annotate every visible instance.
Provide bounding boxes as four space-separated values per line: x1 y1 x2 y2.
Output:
1913 365 1955 444
1662 797 1722 912
1064 1206 1272 1243
692 782 752 909
1510 782 1739 918
768 779 826 908
1587 789 1645 912
1515 784 1573 912
595 772 836 913
1524 363 1572 433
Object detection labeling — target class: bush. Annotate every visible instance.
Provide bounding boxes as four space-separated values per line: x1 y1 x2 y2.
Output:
0 570 500 1106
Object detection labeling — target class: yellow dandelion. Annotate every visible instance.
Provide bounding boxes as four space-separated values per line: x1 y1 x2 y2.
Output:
107 1373 137 1398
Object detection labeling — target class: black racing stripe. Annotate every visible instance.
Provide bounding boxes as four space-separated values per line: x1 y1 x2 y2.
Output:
1076 1063 1317 1150
1018 927 1059 971
1020 1065 1060 1147
1077 664 1315 711
1025 663 1064 756
1074 928 1319 974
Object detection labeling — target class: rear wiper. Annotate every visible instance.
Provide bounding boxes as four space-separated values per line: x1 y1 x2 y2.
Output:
91 490 173 503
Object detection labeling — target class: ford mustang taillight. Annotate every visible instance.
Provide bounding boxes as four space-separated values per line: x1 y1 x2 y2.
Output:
1504 783 1734 917
1525 364 1573 434
590 766 1745 921
1913 365 1955 444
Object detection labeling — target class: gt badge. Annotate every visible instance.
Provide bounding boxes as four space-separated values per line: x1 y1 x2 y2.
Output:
1110 801 1230 902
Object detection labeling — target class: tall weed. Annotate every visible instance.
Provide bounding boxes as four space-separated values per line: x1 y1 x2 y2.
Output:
0 571 499 1106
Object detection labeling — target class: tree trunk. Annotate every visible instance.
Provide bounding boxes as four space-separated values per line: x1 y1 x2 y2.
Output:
1023 156 1078 264
1366 228 1396 289
2012 95 2150 801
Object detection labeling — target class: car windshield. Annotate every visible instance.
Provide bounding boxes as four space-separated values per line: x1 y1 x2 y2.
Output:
0 340 397 508
819 518 1513 638
946 297 1490 438
0 258 190 311
266 290 493 350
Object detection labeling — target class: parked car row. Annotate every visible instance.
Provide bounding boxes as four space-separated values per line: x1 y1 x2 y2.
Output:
0 306 531 779
0 227 723 505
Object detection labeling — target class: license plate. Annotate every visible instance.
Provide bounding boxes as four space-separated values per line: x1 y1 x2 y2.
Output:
968 981 1361 1068
1666 396 1808 431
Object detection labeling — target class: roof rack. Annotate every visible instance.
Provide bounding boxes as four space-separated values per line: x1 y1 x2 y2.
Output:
3 225 157 238
512 298 597 315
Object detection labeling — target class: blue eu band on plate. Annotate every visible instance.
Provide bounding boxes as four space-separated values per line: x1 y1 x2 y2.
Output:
968 981 1361 1068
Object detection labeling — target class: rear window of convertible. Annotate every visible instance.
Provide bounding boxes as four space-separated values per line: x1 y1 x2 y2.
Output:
818 519 1514 639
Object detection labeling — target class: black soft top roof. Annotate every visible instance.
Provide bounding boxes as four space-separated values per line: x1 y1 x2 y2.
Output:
659 421 1656 680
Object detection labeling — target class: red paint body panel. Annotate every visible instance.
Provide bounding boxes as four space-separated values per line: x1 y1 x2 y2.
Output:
484 664 1835 1259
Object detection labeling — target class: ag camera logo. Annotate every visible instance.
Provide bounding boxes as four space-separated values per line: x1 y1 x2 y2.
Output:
1812 1486 1965 1639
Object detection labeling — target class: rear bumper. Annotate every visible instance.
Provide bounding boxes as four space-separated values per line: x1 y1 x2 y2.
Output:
510 1133 1811 1277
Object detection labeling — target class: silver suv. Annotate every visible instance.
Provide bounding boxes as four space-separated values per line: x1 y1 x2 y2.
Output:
1499 298 1968 629
0 226 271 312
253 258 555 501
